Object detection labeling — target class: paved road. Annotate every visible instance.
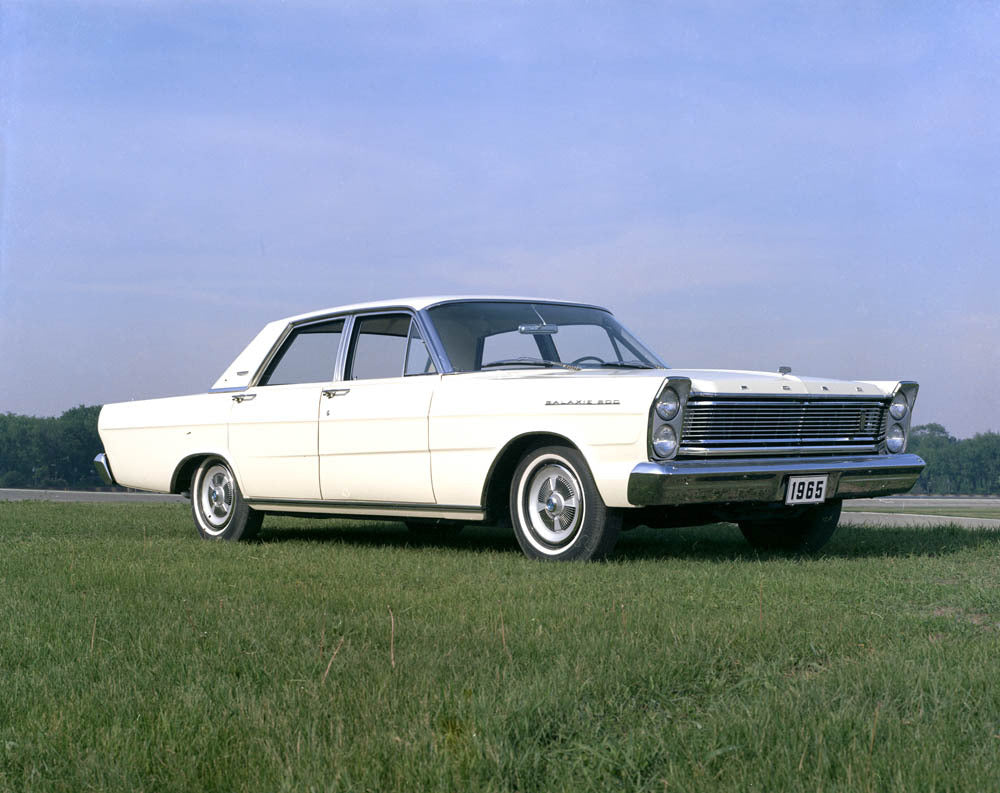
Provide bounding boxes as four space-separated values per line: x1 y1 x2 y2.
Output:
849 496 1000 509
0 488 187 504
3 489 998 529
839 512 1000 529
840 496 1000 528
5 490 995 507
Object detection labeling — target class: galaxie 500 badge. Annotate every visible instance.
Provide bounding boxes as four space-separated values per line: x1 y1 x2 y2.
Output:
545 399 621 406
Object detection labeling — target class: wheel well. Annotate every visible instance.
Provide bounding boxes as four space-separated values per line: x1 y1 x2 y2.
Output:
481 433 579 525
171 455 212 494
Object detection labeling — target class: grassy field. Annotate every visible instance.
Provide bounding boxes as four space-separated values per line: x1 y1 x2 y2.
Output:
2 502 1000 792
840 505 1000 519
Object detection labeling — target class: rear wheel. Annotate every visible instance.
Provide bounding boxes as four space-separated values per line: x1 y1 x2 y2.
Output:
191 457 262 541
738 499 842 553
509 445 621 561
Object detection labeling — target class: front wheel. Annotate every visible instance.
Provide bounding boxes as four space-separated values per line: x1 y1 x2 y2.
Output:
509 445 621 561
738 499 842 553
191 457 262 541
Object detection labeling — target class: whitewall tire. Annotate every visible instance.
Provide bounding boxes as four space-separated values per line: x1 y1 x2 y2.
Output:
191 457 262 541
509 445 621 561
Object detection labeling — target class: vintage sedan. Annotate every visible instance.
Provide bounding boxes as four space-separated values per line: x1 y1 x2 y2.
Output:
95 296 925 560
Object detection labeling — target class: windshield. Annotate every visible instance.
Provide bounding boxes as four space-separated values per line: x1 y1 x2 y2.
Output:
426 301 667 372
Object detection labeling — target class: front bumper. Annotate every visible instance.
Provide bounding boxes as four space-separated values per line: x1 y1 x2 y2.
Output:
627 453 925 506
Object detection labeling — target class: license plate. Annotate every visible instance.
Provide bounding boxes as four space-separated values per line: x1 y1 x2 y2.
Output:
785 475 828 505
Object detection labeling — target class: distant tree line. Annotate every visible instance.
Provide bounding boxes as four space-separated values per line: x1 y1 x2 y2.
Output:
0 408 997 495
906 424 1000 495
0 406 106 489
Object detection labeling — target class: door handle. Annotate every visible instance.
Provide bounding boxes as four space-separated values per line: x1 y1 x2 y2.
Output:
232 393 256 403
322 388 351 399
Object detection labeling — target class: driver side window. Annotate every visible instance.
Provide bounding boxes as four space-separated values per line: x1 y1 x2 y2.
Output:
348 314 438 380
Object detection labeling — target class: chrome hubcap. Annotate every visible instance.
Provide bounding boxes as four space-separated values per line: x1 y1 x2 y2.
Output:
523 461 583 550
544 493 565 517
199 464 234 534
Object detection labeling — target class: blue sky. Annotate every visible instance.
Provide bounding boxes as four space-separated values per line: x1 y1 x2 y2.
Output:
2 1 997 437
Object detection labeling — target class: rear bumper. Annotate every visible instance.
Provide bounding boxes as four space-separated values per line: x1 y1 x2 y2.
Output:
627 453 925 506
93 453 116 486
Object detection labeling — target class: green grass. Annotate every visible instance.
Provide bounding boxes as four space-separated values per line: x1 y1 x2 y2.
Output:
2 502 1000 792
841 505 1000 519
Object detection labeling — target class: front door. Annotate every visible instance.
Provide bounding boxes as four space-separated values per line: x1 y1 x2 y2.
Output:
319 313 438 503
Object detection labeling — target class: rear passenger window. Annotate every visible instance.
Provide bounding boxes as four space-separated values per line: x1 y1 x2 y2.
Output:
259 319 344 386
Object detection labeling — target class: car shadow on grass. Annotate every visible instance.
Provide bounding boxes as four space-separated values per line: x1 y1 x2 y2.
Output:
257 519 523 555
256 518 1000 562
616 523 1000 562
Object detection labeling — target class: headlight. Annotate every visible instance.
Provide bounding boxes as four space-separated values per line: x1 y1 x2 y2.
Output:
889 392 908 421
655 388 680 421
886 424 905 453
652 424 678 458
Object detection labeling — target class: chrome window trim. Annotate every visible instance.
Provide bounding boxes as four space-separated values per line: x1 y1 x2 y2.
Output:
343 309 447 380
247 305 444 387
422 299 666 372
415 308 454 373
420 297 606 313
334 314 355 382
250 315 350 388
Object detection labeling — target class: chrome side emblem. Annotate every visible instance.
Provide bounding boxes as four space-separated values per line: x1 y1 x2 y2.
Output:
545 399 621 406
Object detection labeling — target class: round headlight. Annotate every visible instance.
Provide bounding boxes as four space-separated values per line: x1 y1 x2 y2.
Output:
652 424 678 458
886 424 905 453
889 392 908 421
655 388 680 421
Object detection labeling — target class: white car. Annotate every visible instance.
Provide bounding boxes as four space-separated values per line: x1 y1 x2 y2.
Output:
95 296 925 560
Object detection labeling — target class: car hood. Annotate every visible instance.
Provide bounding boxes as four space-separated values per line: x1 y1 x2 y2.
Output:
460 367 898 398
671 369 895 398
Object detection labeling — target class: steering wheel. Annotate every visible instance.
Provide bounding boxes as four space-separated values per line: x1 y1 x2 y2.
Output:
570 356 604 367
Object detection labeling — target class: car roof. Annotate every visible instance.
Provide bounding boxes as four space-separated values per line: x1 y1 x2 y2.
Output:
278 295 608 324
211 296 612 391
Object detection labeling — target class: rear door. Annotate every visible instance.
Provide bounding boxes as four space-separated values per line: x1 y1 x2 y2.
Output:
227 318 344 499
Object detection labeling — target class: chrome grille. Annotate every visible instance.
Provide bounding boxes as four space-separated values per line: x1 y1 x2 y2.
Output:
679 397 888 457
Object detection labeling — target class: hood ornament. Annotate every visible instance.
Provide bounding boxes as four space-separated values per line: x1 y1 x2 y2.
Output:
778 365 792 375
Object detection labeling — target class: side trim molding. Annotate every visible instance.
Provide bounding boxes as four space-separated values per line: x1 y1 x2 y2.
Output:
244 497 485 522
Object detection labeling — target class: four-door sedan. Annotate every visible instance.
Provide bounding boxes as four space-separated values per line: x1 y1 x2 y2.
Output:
95 296 925 560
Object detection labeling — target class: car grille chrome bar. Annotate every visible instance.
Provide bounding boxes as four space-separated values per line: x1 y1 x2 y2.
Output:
679 397 888 457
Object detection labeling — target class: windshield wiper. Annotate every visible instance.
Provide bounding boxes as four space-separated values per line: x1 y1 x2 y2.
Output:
481 357 580 371
595 360 658 369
